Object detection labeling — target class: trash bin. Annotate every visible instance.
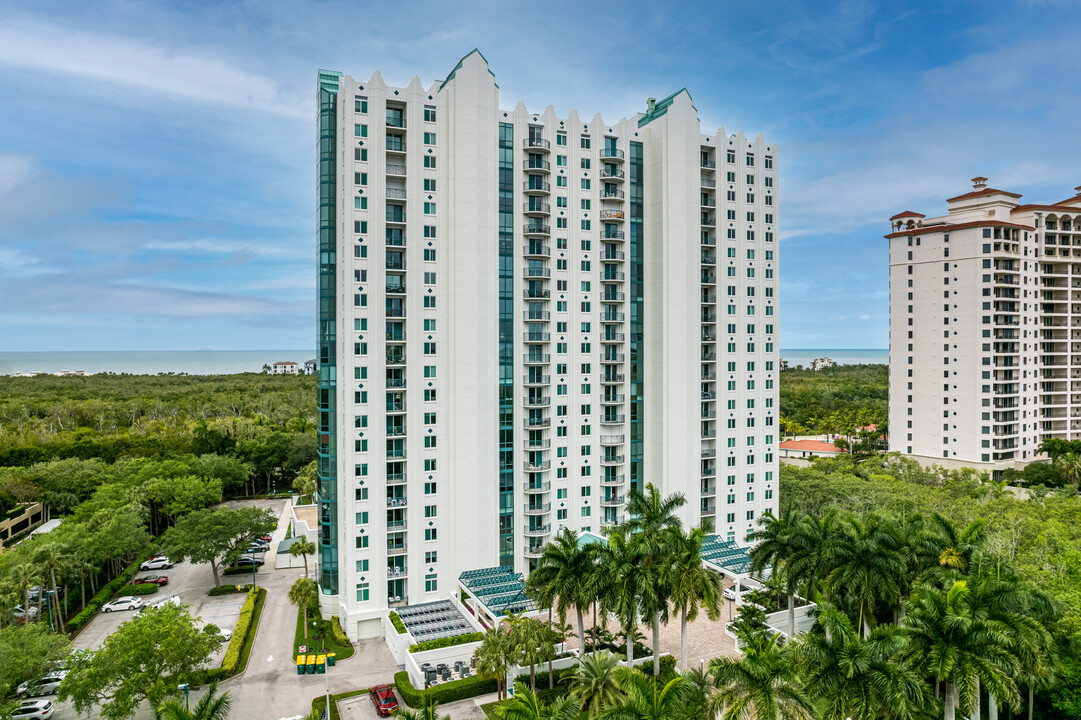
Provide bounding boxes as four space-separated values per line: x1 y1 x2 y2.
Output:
326 652 336 667
306 654 317 674
296 656 305 675
315 655 326 674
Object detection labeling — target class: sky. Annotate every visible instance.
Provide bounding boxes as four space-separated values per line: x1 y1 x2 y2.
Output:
0 0 1079 352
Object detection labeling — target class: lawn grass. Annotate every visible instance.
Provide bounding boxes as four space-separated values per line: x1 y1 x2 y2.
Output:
311 688 368 720
230 587 267 676
292 605 355 661
480 700 500 718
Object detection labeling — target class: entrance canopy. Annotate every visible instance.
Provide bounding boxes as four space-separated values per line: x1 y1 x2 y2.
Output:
700 535 753 581
458 566 537 622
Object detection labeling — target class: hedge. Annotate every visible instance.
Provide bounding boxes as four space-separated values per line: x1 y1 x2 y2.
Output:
118 584 159 596
408 631 482 653
330 616 351 648
389 611 407 634
208 584 253 596
638 654 678 681
394 670 497 708
223 587 261 675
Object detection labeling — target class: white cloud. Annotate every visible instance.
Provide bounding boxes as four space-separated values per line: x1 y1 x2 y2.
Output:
0 18 304 118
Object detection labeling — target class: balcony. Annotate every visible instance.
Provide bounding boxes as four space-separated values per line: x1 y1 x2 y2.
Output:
601 373 625 383
602 189 625 200
604 353 626 363
386 163 407 176
701 177 716 188
600 434 625 445
601 414 626 424
387 565 408 577
701 449 717 458
386 496 408 508
603 229 626 240
386 188 407 199
601 495 626 507
524 224 552 237
600 210 625 222
600 454 625 465
386 472 406 484
701 159 716 169
600 168 625 181
700 198 716 208
524 417 551 429
524 545 545 559
524 180 551 194
386 544 408 556
523 332 551 342
524 137 551 151
600 148 625 160
601 475 626 486
386 427 406 438
524 524 552 538
386 354 406 366
386 283 406 295
386 378 407 388
523 266 551 279
524 202 551 216
701 217 716 227
601 332 625 343
523 289 551 300
600 515 626 528
601 251 625 262
601 311 626 322
524 460 551 471
523 354 551 364
601 393 626 404
523 374 551 385
602 271 626 283
524 503 552 517
523 481 552 494
525 437 551 450
386 258 406 270
523 396 551 408
386 136 406 153
524 159 551 172
523 310 551 321
601 292 626 303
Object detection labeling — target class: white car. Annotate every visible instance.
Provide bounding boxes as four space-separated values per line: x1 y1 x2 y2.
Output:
723 583 756 602
102 596 144 613
12 699 54 718
13 605 40 621
140 557 173 571
16 671 67 697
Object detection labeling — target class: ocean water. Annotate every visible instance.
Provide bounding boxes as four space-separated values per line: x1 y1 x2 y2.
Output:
778 348 888 367
0 351 312 376
0 348 888 376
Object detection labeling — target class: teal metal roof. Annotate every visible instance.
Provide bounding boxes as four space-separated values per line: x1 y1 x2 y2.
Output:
318 69 342 94
459 566 536 617
576 530 608 550
438 48 498 91
637 88 697 128
701 535 752 574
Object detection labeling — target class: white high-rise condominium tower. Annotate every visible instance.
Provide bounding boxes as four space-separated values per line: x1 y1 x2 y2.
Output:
887 178 1081 475
316 50 780 639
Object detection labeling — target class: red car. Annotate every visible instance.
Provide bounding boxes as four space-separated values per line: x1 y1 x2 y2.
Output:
134 575 169 586
369 685 398 716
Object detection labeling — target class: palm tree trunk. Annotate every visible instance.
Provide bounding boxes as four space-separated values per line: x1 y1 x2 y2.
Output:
788 593 795 639
971 676 980 720
945 682 957 720
627 626 633 665
680 606 689 672
50 567 64 633
1027 686 1033 720
530 663 536 693
548 607 554 690
592 602 598 658
576 606 585 659
989 694 998 720
303 605 309 642
303 553 309 579
652 611 661 676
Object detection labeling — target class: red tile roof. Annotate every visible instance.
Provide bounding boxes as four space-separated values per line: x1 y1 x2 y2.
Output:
884 220 1033 239
946 188 1023 203
889 211 926 221
779 439 845 453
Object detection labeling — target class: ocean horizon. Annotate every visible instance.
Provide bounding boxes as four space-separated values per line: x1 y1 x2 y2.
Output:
1 348 887 376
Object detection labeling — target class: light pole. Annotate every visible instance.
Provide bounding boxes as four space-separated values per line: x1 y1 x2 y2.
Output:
324 654 330 720
250 547 257 589
177 683 189 711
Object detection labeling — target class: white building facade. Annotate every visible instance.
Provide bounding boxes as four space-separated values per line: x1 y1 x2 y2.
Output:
887 178 1081 474
317 50 780 639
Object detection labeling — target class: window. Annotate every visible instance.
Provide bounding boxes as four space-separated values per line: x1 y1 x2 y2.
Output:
580 136 591 149
355 511 369 524
355 488 368 501
424 202 436 215
424 156 436 168
355 98 368 113
425 574 438 592
424 249 436 261
581 506 592 517
580 158 591 169
425 528 438 541
424 106 436 122
581 179 591 189
356 536 369 549
557 176 567 187
581 199 591 210
424 178 437 192
425 551 438 563
356 583 369 602
556 132 567 146
424 504 437 518
425 459 437 471
355 148 367 161
355 124 367 137
424 132 436 145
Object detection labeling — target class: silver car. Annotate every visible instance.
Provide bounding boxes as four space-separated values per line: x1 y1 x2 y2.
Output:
16 671 68 697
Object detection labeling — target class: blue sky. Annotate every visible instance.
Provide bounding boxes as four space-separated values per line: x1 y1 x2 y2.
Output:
1 0 1078 351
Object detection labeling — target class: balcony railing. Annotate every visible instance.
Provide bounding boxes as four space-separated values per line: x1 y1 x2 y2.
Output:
600 169 625 180
524 137 551 150
524 180 551 193
600 148 625 160
524 159 551 171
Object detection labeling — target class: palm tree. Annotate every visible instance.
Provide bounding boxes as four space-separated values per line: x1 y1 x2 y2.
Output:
475 626 514 701
510 616 552 693
925 514 986 577
795 604 928 720
900 580 1020 720
288 577 318 643
748 511 805 639
530 528 594 657
826 514 906 638
567 651 623 717
12 560 43 624
709 632 814 720
600 667 690 720
32 535 72 632
393 700 451 720
496 684 582 720
599 529 654 666
153 682 231 720
1054 452 1081 490
622 483 686 675
785 509 842 605
290 537 317 579
668 526 722 671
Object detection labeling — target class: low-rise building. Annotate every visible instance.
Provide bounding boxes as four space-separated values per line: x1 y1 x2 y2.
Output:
272 361 300 375
779 439 845 458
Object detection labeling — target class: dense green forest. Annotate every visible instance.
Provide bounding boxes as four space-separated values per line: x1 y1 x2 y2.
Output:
779 364 888 436
781 455 1081 717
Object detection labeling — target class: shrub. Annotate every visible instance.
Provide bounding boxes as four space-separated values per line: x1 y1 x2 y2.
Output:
118 583 159 596
394 670 497 708
516 665 577 690
208 584 252 596
637 655 678 682
330 616 351 647
408 631 482 653
389 611 407 634
222 588 258 675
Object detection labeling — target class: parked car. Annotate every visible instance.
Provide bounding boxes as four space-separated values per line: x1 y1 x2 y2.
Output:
245 543 266 554
258 534 272 542
232 556 264 568
723 583 757 602
12 699 54 718
13 605 40 622
369 685 398 717
101 596 144 613
140 557 173 571
16 671 67 698
134 575 169 586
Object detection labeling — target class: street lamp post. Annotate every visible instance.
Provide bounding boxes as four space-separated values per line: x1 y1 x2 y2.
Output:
250 547 257 589
177 683 189 711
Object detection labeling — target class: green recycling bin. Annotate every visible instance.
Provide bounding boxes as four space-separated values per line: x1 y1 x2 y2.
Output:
315 654 326 674
306 654 316 674
296 656 305 675
326 652 336 667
